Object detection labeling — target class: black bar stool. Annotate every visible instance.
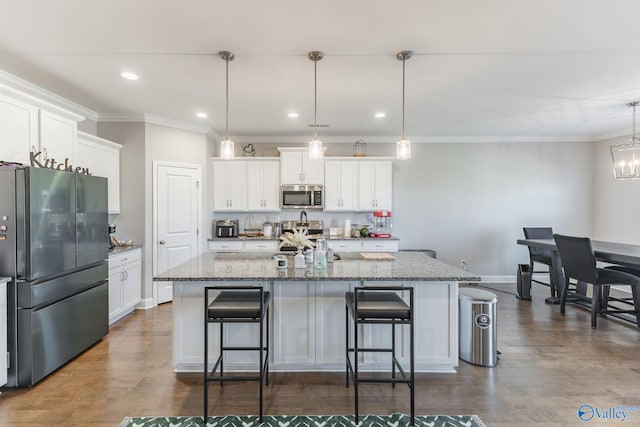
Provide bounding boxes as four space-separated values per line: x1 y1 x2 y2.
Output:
204 286 271 422
345 285 415 425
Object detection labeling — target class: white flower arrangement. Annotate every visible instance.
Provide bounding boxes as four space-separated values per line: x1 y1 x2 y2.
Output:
279 227 316 250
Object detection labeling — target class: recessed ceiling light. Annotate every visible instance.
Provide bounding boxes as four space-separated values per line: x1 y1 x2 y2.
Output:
374 112 386 118
120 71 139 80
288 112 299 118
196 112 207 118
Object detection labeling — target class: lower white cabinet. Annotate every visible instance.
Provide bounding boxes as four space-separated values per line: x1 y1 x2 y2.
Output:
208 240 278 252
0 280 7 386
327 239 398 252
272 281 358 367
108 248 142 325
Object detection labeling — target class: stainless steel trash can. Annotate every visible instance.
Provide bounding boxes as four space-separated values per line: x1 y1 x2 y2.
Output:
458 287 497 367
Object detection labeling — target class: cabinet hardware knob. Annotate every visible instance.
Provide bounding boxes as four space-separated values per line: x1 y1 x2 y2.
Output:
159 240 166 245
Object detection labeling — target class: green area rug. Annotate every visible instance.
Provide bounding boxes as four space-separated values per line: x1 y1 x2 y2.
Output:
119 413 486 427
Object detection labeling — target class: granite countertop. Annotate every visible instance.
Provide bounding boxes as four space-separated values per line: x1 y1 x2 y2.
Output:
109 244 143 256
154 251 480 282
207 235 400 241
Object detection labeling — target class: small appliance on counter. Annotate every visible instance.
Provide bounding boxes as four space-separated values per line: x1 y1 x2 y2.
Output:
108 224 117 249
373 210 392 238
215 219 239 237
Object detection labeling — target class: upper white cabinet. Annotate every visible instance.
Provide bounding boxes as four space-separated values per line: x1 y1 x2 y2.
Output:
0 88 83 167
212 159 247 211
39 110 77 164
324 160 358 211
278 148 324 185
75 131 122 214
358 160 392 210
0 93 38 165
247 160 280 211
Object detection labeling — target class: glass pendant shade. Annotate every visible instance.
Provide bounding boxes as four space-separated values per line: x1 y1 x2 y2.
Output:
611 101 640 179
309 139 323 160
220 139 234 160
396 139 411 160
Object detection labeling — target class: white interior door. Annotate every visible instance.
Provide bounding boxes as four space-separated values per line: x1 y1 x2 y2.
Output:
154 162 201 304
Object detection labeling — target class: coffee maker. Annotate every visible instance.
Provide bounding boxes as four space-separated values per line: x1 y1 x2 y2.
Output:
108 224 117 249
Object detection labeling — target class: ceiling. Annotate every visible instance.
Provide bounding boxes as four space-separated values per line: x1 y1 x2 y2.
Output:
2 0 640 143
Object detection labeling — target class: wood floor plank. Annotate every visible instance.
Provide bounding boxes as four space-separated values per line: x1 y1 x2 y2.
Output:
1 283 639 426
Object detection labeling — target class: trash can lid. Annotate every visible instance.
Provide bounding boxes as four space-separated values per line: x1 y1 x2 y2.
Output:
459 287 497 303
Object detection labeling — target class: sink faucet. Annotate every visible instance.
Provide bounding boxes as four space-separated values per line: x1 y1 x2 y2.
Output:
300 210 308 224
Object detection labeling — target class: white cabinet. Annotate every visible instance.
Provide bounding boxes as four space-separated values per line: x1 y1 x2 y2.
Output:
272 281 357 367
0 280 6 387
0 93 38 165
108 248 142 325
212 160 247 211
247 160 280 211
327 239 398 252
0 89 83 167
208 240 278 252
272 281 317 365
75 131 122 213
324 160 358 211
39 110 77 165
278 148 324 185
243 240 279 252
358 160 392 210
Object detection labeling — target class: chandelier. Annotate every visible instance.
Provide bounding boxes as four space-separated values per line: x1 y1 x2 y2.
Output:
611 101 640 179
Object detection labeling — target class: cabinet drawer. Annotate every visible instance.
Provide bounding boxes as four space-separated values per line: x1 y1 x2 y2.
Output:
361 240 398 252
327 240 362 252
208 241 244 251
109 248 142 268
244 241 278 252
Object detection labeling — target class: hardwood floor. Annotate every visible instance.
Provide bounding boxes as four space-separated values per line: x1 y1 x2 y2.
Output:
1 282 640 426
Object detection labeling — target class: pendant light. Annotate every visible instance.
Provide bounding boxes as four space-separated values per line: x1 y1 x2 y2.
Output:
396 50 413 160
611 101 640 179
308 51 324 160
219 51 235 159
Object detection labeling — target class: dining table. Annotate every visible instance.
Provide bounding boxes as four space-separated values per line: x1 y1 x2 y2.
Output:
517 238 640 304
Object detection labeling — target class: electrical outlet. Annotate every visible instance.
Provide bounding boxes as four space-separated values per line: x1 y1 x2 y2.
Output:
460 259 467 270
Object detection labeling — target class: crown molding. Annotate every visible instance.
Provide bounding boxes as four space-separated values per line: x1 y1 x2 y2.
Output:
0 69 94 121
232 134 594 144
98 112 219 138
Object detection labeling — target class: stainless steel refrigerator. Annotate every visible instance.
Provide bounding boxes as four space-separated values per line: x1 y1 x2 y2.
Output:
0 166 109 387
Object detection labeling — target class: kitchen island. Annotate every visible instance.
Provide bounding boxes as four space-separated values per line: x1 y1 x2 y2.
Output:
155 251 480 373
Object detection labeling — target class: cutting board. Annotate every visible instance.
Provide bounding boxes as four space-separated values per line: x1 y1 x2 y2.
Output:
360 252 395 260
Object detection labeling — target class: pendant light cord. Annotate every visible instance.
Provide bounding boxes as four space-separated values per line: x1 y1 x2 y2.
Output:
225 57 229 141
634 103 637 142
401 57 406 140
314 59 318 140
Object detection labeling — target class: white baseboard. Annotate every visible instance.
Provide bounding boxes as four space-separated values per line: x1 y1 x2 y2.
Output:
136 297 155 309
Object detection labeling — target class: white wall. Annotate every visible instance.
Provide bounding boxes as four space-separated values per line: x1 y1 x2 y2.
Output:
393 141 594 276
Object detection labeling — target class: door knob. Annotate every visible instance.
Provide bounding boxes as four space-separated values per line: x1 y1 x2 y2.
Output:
159 240 166 245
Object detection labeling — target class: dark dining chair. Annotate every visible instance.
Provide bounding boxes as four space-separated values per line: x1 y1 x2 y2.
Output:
523 227 555 289
553 234 640 328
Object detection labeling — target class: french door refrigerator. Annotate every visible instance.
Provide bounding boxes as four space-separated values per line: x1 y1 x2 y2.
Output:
0 166 109 387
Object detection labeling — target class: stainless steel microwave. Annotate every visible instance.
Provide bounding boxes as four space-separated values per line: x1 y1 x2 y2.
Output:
281 185 323 209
